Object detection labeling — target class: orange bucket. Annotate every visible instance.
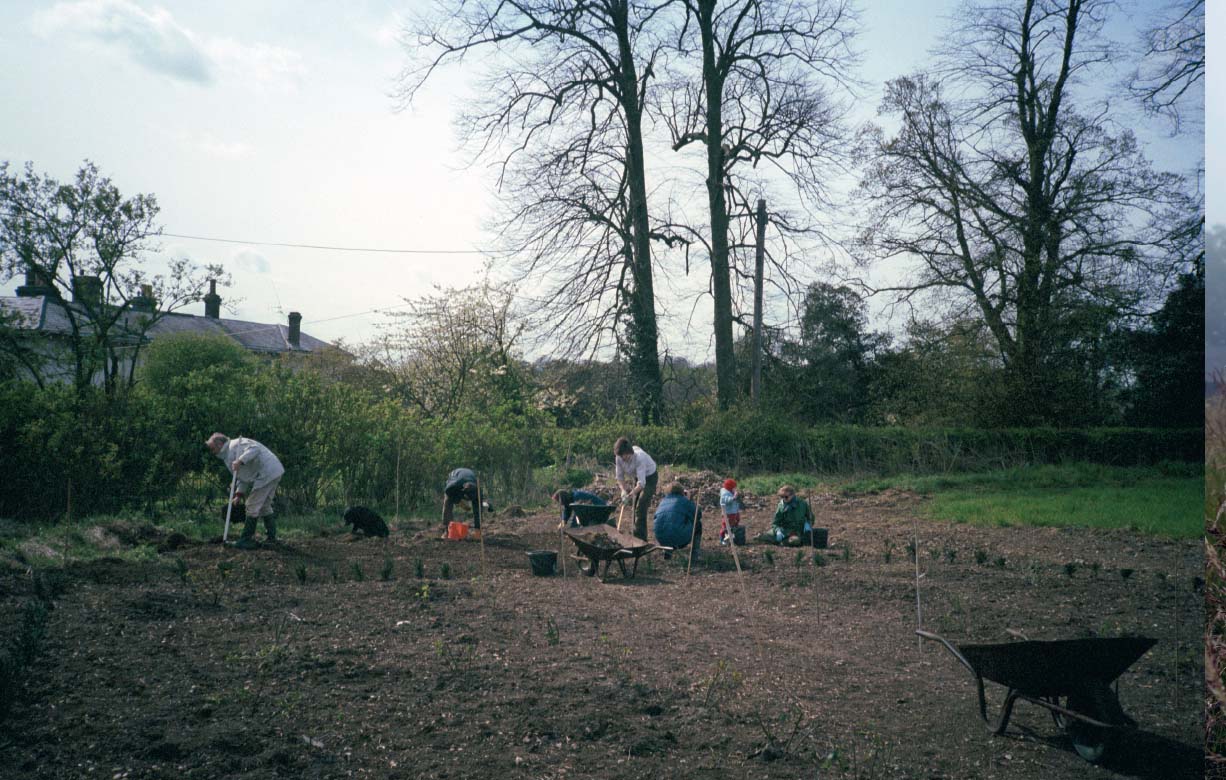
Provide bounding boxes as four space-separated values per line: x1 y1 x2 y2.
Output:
446 521 470 541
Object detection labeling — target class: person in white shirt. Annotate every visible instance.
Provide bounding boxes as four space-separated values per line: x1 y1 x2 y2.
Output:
614 437 658 541
206 433 285 549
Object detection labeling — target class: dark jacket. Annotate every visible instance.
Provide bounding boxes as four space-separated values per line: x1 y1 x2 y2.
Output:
772 496 813 537
445 468 478 499
653 493 701 549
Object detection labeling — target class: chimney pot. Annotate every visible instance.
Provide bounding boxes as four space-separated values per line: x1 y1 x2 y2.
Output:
203 279 221 319
288 311 302 349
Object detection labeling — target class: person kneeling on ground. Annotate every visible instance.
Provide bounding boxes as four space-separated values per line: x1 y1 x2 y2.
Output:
770 485 814 547
652 482 702 560
442 467 488 540
552 488 607 528
206 433 284 550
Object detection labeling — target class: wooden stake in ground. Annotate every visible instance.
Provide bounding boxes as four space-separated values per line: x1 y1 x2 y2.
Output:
686 490 701 576
721 508 748 597
913 517 923 652
476 477 487 576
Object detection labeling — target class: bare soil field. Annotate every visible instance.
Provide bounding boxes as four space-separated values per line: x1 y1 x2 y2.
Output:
0 487 1204 779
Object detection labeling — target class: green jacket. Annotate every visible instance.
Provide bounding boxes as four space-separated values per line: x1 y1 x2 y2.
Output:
772 496 814 537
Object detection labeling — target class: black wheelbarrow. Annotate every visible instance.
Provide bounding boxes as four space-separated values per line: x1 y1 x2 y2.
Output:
563 526 667 580
917 629 1156 763
567 503 617 527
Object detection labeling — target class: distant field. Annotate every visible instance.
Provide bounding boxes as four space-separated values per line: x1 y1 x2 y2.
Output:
841 462 1202 539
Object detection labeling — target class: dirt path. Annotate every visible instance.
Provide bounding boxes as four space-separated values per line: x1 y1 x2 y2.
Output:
0 491 1204 779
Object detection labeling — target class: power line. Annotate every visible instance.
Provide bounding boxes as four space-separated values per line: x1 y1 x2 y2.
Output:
162 231 493 255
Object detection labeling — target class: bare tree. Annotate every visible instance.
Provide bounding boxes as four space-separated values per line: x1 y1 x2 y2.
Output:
399 0 668 423
370 284 526 419
854 0 1194 423
1127 0 1204 133
664 0 858 408
0 161 224 395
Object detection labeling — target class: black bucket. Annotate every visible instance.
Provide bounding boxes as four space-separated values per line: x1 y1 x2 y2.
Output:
527 550 557 576
810 528 829 548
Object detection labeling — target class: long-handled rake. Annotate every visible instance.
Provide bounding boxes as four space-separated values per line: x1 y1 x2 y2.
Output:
222 470 238 543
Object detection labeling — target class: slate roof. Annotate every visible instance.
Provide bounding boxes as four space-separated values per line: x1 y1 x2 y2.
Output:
0 296 331 354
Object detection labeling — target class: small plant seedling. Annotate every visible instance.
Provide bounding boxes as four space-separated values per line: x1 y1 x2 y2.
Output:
173 557 189 584
813 552 827 567
328 563 340 583
763 549 775 567
905 540 917 562
545 617 560 646
943 547 956 563
882 540 895 564
252 564 265 584
1120 568 1134 580
840 543 851 562
417 583 431 605
441 562 452 580
929 548 940 560
381 557 395 581
414 558 424 579
1063 561 1077 577
993 556 1006 569
294 562 308 584
351 562 365 582
974 549 988 566
217 560 235 579
794 550 805 568
1089 561 1101 577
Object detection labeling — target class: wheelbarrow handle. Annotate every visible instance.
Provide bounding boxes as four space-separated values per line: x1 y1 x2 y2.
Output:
916 630 976 676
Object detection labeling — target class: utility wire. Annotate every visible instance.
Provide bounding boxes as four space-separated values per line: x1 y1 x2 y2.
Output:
162 231 494 255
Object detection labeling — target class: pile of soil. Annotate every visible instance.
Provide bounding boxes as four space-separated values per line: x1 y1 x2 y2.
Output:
0 480 1204 779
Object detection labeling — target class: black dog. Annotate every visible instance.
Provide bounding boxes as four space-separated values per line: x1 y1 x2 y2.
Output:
343 506 389 538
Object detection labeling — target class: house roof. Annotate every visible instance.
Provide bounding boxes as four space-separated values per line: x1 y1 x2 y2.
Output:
0 295 332 354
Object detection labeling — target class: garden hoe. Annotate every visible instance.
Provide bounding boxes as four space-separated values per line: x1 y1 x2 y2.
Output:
222 470 238 544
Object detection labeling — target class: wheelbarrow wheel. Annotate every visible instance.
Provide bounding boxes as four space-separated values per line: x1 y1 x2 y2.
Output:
1051 695 1110 763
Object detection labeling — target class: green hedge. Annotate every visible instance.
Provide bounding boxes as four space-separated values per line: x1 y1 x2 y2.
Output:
0 378 1201 524
545 414 1201 475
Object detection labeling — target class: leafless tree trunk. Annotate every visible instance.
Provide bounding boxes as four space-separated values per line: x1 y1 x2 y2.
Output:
854 0 1194 423
399 0 666 423
666 0 858 409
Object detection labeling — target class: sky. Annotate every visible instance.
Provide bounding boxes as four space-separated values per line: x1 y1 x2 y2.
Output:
0 0 1207 362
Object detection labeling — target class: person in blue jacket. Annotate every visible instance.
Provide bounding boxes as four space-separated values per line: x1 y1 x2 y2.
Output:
652 482 702 560
552 489 607 528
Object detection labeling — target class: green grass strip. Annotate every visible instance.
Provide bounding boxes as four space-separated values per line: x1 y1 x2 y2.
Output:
842 462 1201 539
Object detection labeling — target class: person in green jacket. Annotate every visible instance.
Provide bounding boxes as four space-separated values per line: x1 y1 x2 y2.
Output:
770 485 814 546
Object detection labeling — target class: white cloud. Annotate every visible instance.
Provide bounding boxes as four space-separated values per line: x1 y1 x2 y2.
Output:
198 133 253 160
32 0 306 91
206 38 306 90
33 0 212 84
233 249 270 274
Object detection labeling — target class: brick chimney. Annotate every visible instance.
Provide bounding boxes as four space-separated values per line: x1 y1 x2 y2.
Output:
288 311 302 349
203 279 221 319
71 275 103 307
130 283 155 313
16 267 54 298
